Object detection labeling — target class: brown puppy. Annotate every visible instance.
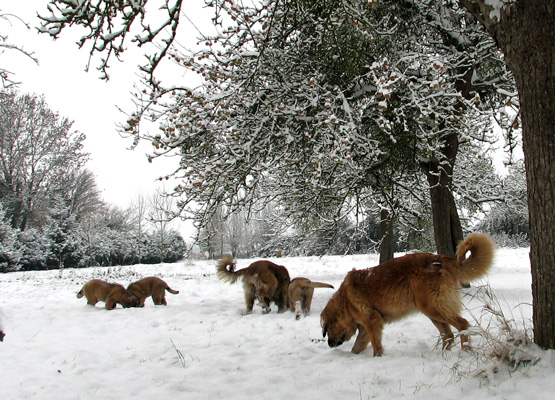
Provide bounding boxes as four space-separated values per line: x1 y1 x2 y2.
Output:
127 277 179 307
217 256 290 314
288 277 334 320
321 233 495 356
77 279 139 309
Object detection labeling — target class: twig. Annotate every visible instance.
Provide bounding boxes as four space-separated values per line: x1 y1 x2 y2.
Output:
170 338 186 367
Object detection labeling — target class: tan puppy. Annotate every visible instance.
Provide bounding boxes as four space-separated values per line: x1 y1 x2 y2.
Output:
321 233 495 356
217 256 290 314
77 279 139 309
127 277 179 307
288 277 334 320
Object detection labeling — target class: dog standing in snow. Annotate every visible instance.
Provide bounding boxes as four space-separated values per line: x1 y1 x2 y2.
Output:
288 277 334 320
321 233 495 356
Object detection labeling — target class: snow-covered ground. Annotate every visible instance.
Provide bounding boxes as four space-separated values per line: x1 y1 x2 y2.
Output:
1 247 553 399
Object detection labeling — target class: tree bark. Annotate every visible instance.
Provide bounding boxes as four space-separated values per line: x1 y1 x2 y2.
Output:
420 132 464 257
379 208 395 264
461 0 555 349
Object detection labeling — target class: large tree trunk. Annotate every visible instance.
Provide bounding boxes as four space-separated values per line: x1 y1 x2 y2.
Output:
420 132 463 258
461 0 555 349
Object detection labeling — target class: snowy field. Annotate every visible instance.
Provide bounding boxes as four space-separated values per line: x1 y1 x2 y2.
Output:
1 247 553 400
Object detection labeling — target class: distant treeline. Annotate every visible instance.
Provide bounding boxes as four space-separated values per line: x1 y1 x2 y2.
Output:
0 92 186 272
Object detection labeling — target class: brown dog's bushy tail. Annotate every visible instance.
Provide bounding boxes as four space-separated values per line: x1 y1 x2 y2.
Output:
216 256 241 284
456 233 495 282
76 288 84 298
309 282 334 289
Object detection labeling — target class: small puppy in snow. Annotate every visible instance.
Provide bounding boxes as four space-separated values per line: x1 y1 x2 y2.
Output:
288 277 334 320
127 277 179 307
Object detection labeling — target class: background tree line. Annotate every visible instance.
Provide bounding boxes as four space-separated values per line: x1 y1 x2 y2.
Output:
0 91 186 272
199 159 528 259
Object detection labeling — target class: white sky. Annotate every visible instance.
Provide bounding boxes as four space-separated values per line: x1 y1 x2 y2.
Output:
1 0 213 239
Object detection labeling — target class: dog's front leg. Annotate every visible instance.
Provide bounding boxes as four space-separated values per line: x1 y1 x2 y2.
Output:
357 311 385 356
351 327 370 354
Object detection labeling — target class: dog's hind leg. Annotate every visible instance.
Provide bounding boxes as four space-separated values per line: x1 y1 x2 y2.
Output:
294 300 302 320
302 288 315 316
430 319 455 350
421 307 471 349
153 294 167 305
257 294 271 313
444 315 471 349
242 283 255 314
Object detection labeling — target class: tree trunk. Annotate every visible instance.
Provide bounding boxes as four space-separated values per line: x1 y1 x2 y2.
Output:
420 132 463 257
379 208 394 264
461 0 555 349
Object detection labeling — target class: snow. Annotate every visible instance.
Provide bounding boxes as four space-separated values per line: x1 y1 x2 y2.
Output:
485 0 513 22
1 248 554 399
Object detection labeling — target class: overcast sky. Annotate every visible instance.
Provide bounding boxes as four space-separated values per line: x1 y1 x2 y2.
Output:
1 0 213 239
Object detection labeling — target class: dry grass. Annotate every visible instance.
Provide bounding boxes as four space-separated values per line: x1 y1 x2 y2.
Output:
446 283 541 384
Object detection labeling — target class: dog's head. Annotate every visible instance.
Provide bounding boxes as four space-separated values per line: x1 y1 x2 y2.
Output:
120 291 140 308
321 289 357 348
127 283 146 299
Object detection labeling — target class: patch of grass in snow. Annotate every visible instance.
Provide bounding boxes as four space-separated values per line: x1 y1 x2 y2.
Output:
447 283 540 384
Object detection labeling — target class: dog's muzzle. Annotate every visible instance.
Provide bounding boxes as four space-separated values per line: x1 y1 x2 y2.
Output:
327 339 343 348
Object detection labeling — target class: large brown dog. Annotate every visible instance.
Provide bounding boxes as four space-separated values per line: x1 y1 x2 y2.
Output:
321 233 495 356
288 277 334 320
217 256 290 314
77 279 139 310
127 277 179 307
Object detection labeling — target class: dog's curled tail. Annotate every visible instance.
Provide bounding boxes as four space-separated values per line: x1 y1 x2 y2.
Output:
310 282 334 290
456 233 495 282
76 288 84 299
216 256 241 284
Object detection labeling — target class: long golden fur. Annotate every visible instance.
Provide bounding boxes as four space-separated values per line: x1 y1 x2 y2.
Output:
321 233 495 356
217 256 290 314
77 279 139 309
127 277 179 307
288 277 334 320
